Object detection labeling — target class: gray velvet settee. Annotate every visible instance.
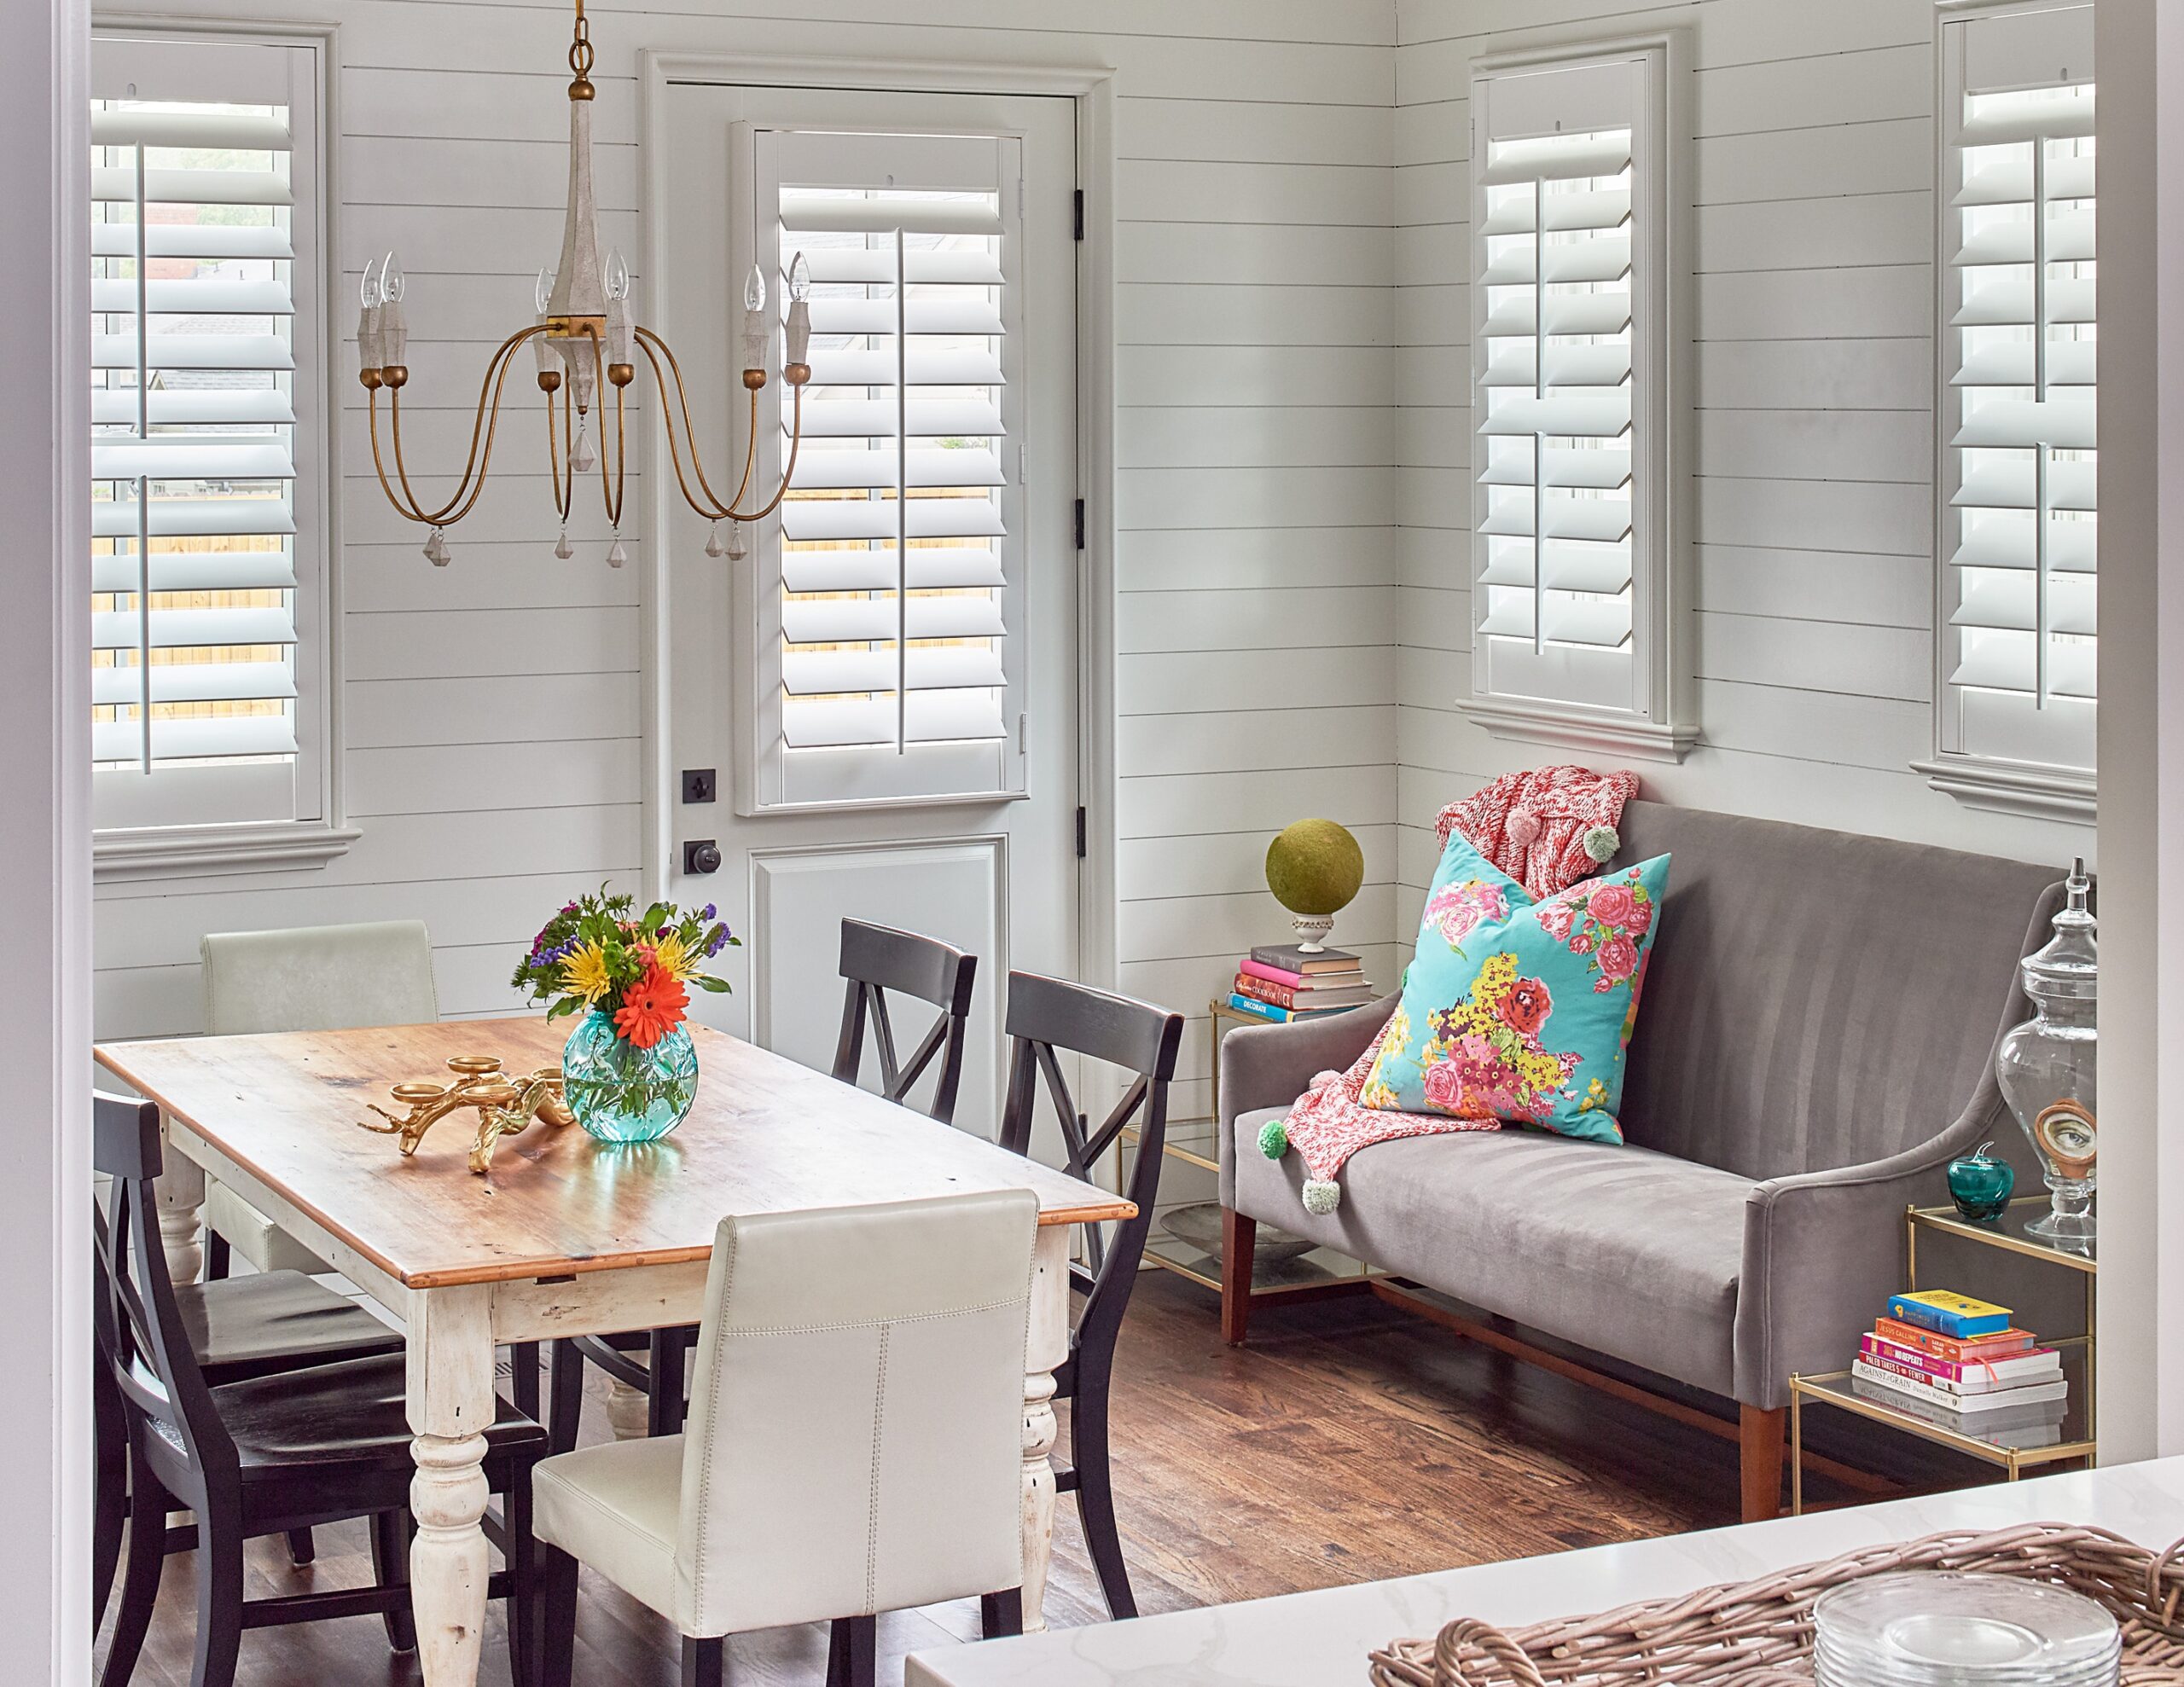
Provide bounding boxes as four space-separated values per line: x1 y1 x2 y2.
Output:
1218 801 2065 1520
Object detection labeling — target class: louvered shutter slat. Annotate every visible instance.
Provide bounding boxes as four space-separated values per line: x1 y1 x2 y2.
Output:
91 222 291 260
1953 571 2097 636
1954 459 2098 512
90 549 295 594
92 659 296 706
1955 341 2097 388
1953 397 2097 450
1951 510 2098 572
93 439 296 480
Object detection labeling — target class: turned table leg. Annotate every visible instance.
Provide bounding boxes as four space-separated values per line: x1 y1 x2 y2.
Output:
1021 1225 1069 1633
408 1284 497 1687
154 1126 206 1286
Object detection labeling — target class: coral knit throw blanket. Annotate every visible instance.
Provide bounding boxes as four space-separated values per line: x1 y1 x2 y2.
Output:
1264 766 1639 1215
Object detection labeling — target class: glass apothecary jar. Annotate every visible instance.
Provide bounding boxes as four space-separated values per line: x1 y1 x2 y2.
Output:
1995 859 2097 1244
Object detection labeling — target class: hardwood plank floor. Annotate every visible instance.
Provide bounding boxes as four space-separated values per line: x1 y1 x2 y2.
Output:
94 1273 1765 1685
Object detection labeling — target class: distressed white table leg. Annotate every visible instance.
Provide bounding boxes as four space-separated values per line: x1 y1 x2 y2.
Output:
1020 1224 1070 1633
605 1377 649 1441
407 1284 497 1687
154 1125 206 1285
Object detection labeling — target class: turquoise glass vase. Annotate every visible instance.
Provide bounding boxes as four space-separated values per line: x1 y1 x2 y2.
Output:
561 1008 699 1144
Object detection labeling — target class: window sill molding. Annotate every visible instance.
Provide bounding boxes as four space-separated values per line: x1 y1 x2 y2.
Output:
1913 758 2096 824
1460 698 1699 765
93 820 362 883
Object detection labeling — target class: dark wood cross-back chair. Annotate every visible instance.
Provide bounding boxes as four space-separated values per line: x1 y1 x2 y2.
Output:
995 971 1182 1622
92 1093 549 1687
549 919 980 1452
833 918 979 1124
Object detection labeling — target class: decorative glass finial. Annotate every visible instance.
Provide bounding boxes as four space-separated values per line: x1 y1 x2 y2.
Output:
605 532 628 569
423 527 450 566
724 522 748 560
554 528 574 560
704 524 724 559
570 416 595 474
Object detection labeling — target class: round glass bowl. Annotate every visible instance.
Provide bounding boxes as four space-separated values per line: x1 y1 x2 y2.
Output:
1813 1573 2120 1687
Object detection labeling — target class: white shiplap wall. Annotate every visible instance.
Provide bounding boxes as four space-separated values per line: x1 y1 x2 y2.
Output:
90 0 1403 1152
1391 0 2099 938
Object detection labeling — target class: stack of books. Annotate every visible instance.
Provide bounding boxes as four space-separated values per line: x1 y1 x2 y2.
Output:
1228 943 1376 1023
1850 1290 2068 1444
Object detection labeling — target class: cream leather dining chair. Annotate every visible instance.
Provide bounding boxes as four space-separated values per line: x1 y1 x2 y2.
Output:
199 919 439 1278
532 1191 1038 1687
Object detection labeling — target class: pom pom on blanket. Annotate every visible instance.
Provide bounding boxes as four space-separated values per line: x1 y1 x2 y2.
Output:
1301 1180 1343 1215
1257 1117 1290 1159
1438 765 1639 901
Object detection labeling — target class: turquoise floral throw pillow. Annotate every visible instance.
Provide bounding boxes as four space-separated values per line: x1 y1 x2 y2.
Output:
1361 834 1670 1144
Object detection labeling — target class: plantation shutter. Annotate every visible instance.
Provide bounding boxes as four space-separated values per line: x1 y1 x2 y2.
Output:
1468 44 1684 758
90 33 322 826
1937 0 2096 786
752 127 1023 809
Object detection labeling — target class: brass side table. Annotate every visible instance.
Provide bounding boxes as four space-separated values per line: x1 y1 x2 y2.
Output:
1124 998 1380 1300
1788 1197 2096 1513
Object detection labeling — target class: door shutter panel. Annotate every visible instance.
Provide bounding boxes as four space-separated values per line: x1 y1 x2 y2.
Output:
1937 1 2096 784
1471 48 1671 739
90 49 305 775
752 128 1025 807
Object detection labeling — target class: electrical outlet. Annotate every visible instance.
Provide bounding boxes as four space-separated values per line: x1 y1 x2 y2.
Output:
682 768 717 803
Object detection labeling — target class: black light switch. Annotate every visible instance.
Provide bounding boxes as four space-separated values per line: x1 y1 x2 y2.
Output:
682 768 717 803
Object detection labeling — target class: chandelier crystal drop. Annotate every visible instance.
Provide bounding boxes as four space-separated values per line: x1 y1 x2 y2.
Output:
356 0 810 562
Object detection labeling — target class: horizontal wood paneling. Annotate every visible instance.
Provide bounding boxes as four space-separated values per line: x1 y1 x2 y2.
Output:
1390 0 2092 915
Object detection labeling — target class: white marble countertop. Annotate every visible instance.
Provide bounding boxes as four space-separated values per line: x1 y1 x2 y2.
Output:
907 1458 2184 1685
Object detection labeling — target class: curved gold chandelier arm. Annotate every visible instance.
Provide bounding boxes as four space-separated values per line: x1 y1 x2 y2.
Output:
543 373 572 523
633 327 746 520
729 382 804 522
372 321 555 528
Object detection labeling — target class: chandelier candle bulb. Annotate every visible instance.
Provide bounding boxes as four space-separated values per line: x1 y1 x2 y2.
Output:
741 264 769 374
784 251 812 369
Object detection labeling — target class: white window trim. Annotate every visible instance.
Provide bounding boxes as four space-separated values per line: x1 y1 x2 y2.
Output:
1459 29 1696 765
88 15 352 881
1916 0 2099 823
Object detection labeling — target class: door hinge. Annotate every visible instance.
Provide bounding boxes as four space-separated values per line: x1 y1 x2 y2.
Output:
1018 711 1029 755
1073 497 1085 551
1072 188 1084 241
1075 805 1088 859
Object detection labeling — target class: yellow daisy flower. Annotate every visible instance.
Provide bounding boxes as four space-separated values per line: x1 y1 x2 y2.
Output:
651 929 701 982
561 941 614 1006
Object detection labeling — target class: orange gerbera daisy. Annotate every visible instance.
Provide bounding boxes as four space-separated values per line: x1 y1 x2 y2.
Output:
613 964 688 1049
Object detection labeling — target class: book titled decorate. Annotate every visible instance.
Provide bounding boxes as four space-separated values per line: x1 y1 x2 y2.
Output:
1885 1290 2014 1339
1249 943 1362 977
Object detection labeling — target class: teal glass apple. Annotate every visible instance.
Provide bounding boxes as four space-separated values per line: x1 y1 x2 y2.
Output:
1945 1140 2015 1222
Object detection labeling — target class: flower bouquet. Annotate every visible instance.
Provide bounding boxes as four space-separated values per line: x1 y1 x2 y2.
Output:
511 888 737 1143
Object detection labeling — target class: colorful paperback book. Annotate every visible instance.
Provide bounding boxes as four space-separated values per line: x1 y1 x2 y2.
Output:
1248 943 1360 975
1858 1337 2061 1394
1850 1359 2065 1412
1872 1316 2036 1364
1233 973 1376 1011
1239 957 1367 991
1227 992 1360 1023
1885 1290 2014 1338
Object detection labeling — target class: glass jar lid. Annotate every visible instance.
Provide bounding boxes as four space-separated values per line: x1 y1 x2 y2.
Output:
2022 858 2098 1004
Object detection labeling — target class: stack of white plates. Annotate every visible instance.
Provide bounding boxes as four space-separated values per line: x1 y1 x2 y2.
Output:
1812 1573 2120 1686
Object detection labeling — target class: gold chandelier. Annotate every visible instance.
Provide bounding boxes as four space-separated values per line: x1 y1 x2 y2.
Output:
355 0 807 565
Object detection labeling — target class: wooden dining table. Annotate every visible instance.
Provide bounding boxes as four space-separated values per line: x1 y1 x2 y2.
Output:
96 1016 1135 1687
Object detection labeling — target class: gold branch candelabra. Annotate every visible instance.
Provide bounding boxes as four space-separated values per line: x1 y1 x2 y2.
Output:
356 0 809 567
357 1053 574 1174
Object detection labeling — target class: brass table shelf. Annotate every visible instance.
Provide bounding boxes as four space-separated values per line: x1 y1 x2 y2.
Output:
1789 1197 2097 1514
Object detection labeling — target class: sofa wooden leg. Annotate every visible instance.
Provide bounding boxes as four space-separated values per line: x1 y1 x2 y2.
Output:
1740 1404 1786 1522
1220 1208 1255 1347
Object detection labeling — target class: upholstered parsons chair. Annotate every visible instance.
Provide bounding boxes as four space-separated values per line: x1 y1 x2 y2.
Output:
200 920 439 1277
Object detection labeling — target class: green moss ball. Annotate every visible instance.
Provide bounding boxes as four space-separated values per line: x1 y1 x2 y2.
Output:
1265 819 1366 917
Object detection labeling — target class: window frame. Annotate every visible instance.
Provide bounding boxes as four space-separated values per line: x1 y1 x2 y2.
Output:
88 17 353 881
1918 0 2099 823
1460 31 1695 764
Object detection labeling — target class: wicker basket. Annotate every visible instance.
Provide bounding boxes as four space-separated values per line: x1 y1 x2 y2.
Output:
1369 1522 2184 1686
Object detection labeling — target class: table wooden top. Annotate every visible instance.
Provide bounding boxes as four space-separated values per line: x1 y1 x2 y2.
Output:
96 1017 1134 1290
